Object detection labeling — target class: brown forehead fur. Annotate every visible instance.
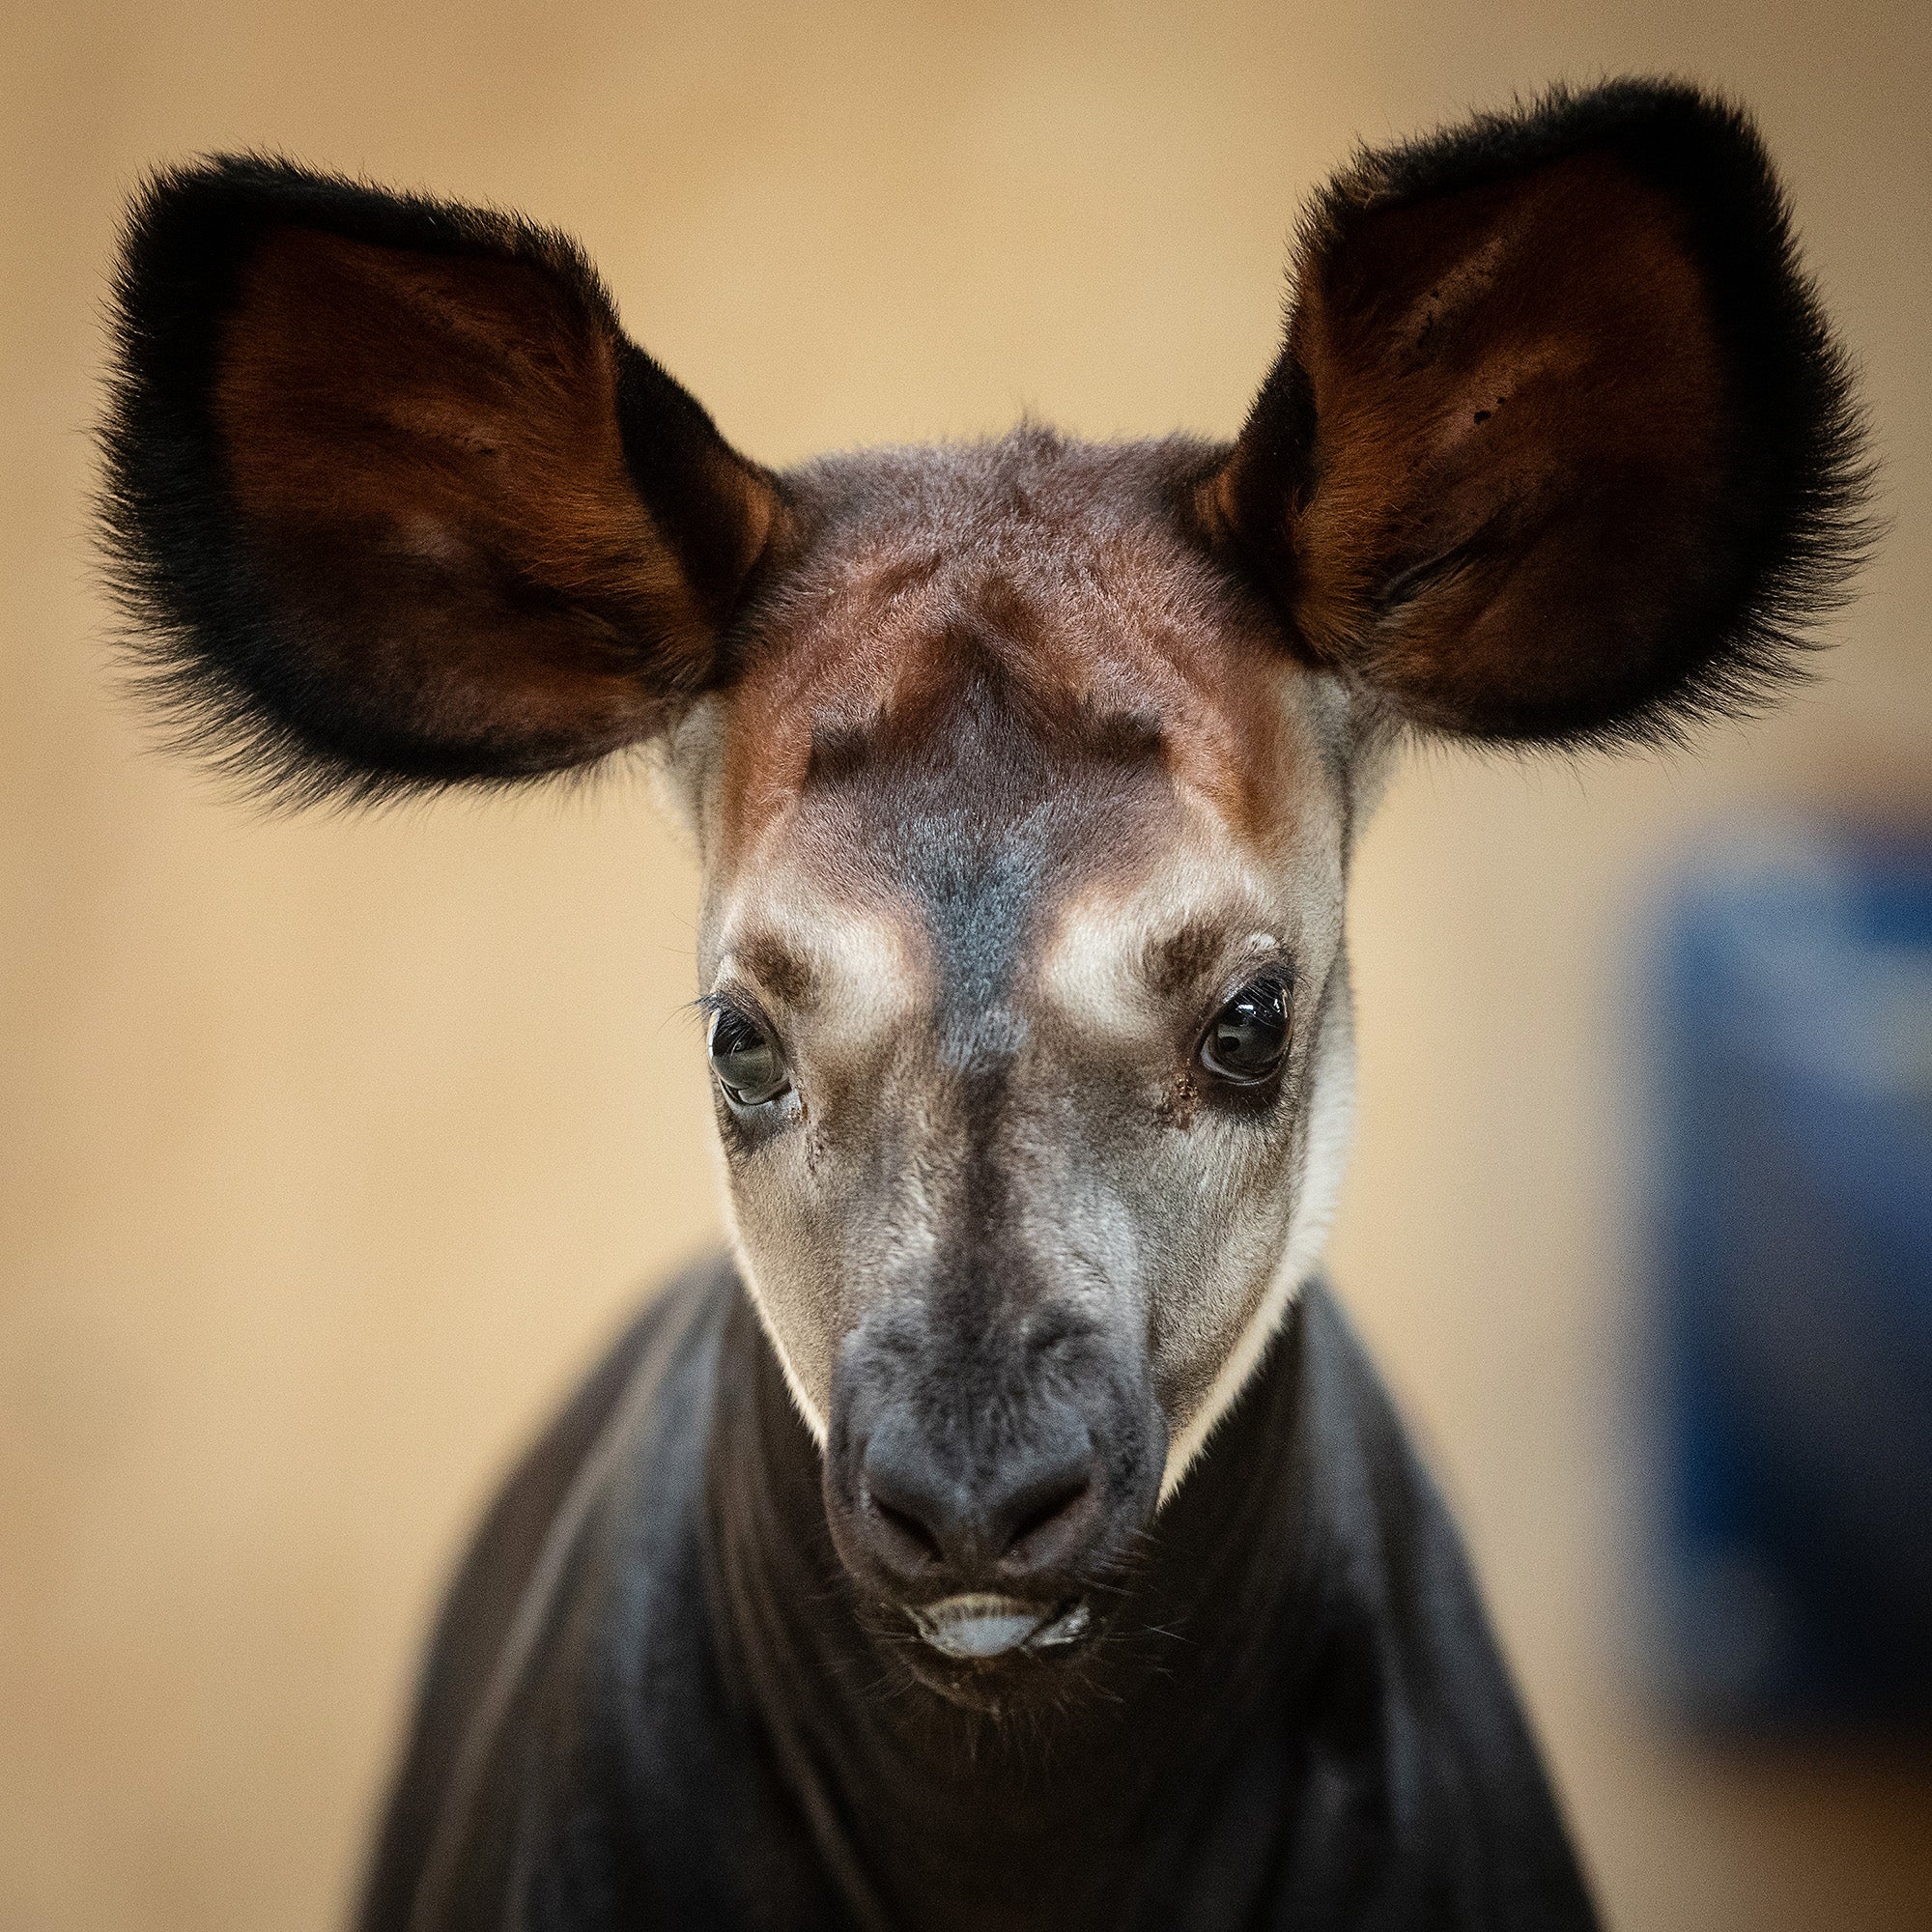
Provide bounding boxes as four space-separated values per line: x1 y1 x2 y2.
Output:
708 429 1313 885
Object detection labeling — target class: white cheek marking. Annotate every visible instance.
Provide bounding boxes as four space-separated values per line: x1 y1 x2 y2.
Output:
704 858 927 1445
713 1155 831 1447
1156 976 1356 1502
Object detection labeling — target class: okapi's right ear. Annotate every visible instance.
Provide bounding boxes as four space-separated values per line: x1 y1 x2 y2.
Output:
101 156 782 800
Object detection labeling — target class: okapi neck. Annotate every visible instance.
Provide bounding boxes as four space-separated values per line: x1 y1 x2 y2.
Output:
700 1285 1334 1932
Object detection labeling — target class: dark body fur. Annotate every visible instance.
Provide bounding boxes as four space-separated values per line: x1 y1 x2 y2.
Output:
359 1260 1595 1932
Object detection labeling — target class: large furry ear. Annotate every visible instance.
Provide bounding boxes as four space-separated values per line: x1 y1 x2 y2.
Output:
100 156 783 801
1206 81 1871 745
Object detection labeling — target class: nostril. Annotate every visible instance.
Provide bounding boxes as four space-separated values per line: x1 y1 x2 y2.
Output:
1004 1478 1090 1553
867 1491 946 1567
997 1465 1094 1567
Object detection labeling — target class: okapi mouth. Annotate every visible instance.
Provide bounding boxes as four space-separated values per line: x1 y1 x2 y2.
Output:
822 1316 1168 1691
909 1591 1094 1662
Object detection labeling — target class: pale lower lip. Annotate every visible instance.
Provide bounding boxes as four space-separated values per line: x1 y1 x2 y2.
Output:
910 1593 1092 1660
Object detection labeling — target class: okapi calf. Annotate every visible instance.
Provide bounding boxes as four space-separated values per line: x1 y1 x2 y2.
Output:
101 79 1865 1932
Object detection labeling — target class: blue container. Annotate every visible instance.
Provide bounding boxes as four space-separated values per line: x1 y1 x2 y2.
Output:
1648 828 1932 1726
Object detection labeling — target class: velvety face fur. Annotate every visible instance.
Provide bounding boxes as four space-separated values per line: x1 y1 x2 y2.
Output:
99 81 1868 1683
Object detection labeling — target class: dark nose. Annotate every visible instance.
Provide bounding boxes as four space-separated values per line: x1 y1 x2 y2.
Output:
857 1415 1099 1587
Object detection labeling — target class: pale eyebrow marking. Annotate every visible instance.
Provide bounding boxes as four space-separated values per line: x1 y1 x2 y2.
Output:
1035 840 1285 1034
711 876 928 1050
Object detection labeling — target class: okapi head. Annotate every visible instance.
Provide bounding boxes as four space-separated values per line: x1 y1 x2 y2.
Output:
102 81 1864 1699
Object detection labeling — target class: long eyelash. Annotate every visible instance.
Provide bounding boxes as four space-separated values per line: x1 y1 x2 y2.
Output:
694 991 779 1056
692 995 753 1055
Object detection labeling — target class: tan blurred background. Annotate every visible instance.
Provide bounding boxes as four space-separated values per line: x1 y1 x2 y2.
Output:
4 2 1928 1926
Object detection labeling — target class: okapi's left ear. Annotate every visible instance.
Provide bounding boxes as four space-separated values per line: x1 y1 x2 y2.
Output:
1208 81 1871 744
100 156 783 800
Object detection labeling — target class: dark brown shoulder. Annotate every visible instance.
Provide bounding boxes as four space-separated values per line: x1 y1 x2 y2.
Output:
354 1256 735 1932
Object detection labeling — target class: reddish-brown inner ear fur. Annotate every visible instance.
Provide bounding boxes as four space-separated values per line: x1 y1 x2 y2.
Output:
1222 152 1732 738
212 227 722 769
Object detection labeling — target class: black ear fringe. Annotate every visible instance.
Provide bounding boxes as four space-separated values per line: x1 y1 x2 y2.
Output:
97 154 655 810
1293 77 1879 753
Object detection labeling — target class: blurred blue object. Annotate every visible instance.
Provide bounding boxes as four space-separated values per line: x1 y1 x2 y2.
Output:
1649 826 1932 1728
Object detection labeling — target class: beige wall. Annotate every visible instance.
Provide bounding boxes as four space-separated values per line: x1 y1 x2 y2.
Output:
3 3 1928 1927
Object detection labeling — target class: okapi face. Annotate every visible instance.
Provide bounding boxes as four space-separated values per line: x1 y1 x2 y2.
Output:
669 438 1370 1656
101 82 1866 1694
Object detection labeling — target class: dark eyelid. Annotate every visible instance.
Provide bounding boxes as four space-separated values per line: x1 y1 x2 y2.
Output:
1204 957 1294 1015
697 986 780 1038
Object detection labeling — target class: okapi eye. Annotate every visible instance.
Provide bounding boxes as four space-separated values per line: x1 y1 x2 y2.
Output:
707 1008 789 1107
1198 975 1292 1086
